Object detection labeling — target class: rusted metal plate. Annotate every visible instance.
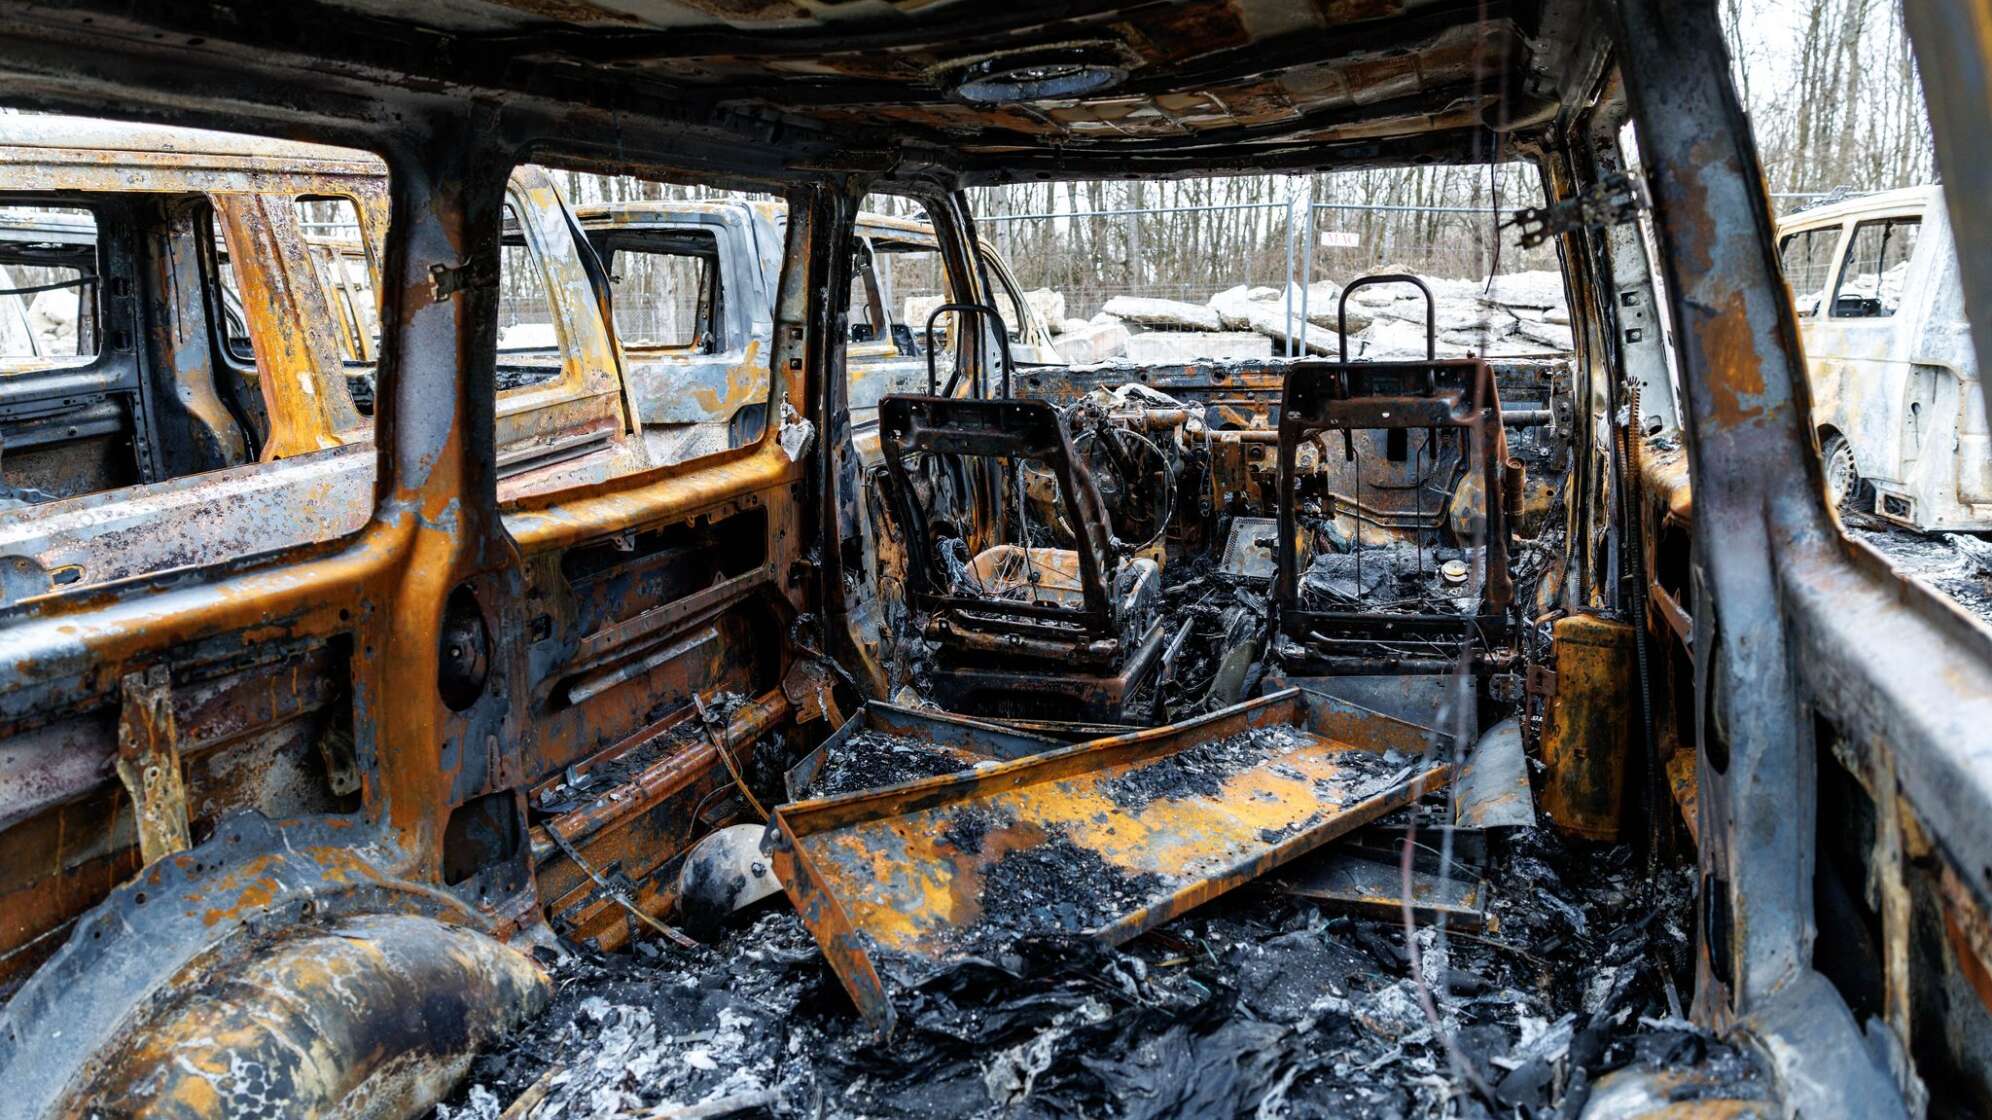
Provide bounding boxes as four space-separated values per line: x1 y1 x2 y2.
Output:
1666 747 1700 847
113 666 191 867
1454 716 1535 830
1539 613 1635 841
1278 849 1492 932
771 688 1451 1032
784 701 1061 802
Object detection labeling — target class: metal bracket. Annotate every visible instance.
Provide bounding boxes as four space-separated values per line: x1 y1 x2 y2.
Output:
429 257 499 301
1526 663 1559 698
782 659 846 726
115 666 191 865
1508 171 1651 249
546 819 698 948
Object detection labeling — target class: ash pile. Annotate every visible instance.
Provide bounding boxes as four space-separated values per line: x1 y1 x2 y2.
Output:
1302 543 1488 616
437 830 1752 1120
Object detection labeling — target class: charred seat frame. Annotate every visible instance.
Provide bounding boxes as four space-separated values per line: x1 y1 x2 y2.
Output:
1272 355 1513 675
877 394 1164 719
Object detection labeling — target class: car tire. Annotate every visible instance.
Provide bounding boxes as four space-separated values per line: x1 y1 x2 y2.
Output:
1821 432 1868 513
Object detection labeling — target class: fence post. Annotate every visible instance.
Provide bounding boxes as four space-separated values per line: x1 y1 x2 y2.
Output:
1282 187 1305 357
1296 178 1317 355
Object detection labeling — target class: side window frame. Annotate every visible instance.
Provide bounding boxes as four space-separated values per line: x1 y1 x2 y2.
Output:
0 195 155 486
977 244 1054 353
0 140 394 615
1778 224 1847 320
1828 215 1922 320
0 204 101 368
603 231 728 354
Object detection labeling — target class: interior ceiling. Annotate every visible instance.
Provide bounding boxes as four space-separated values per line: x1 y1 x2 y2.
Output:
1 0 1590 178
482 0 1551 151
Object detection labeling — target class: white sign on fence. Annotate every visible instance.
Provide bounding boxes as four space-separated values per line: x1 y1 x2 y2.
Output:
1318 230 1360 248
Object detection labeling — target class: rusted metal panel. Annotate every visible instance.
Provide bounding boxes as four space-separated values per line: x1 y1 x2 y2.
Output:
1454 716 1534 830
112 665 191 865
1278 848 1492 932
0 444 377 602
214 191 367 453
771 688 1451 1032
783 701 1061 801
0 637 360 986
1538 612 1634 842
1666 743 1700 847
0 118 388 197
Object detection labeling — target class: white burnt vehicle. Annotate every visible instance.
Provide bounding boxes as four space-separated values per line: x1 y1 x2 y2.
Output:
1778 185 1987 530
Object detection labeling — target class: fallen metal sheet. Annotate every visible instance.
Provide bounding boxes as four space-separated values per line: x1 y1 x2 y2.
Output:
1285 673 1477 740
770 688 1453 1032
784 701 1063 801
1455 716 1537 829
1220 515 1279 581
1278 849 1493 931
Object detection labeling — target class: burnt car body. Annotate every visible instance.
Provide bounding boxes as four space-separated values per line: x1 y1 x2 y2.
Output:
575 198 1058 465
0 1 1984 1117
1777 185 1988 531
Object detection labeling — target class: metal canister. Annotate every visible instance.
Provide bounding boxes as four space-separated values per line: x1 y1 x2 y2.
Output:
1538 612 1636 840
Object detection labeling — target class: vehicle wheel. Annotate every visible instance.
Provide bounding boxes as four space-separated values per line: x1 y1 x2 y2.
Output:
1821 432 1867 512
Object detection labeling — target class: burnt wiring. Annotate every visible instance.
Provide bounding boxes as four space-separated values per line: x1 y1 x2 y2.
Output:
1076 424 1177 554
1054 398 1179 556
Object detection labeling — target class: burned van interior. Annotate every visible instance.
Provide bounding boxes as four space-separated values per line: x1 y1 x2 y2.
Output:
0 1 1988 1118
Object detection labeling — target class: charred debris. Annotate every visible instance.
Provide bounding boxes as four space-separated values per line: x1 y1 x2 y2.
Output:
446 854 1729 1120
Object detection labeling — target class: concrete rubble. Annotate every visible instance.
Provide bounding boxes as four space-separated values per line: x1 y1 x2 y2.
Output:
1042 272 1573 364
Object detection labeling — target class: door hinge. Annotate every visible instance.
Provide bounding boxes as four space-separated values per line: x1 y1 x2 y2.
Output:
430 257 499 302
1509 171 1651 250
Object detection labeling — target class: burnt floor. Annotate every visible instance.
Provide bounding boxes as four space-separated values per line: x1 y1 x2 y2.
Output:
434 826 1763 1120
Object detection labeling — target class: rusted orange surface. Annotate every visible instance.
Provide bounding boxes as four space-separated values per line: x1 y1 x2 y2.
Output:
1539 612 1636 841
772 689 1450 1031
